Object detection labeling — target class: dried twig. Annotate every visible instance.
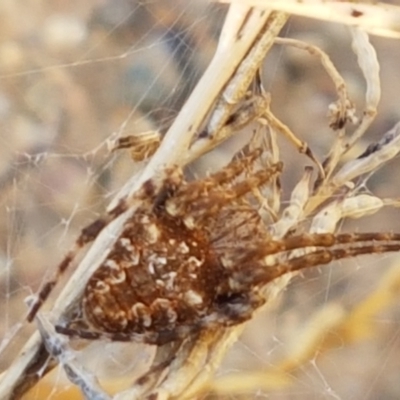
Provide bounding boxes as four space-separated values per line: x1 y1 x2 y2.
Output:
217 0 400 38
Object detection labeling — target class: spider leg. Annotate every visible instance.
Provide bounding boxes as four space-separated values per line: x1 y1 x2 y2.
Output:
26 218 110 322
108 335 202 400
247 238 400 286
141 332 212 400
193 162 282 221
236 232 400 264
55 324 195 346
113 331 238 400
166 148 264 212
26 182 149 322
113 348 179 400
36 313 111 400
201 147 263 187
166 161 283 223
111 130 161 162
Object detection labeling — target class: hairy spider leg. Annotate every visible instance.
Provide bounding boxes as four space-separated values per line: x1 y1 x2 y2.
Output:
251 240 400 285
26 196 135 322
236 232 400 263
167 148 265 211
200 148 263 187
166 162 283 222
193 163 283 223
55 232 400 345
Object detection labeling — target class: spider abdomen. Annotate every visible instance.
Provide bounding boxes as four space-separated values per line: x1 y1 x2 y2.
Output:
82 210 230 340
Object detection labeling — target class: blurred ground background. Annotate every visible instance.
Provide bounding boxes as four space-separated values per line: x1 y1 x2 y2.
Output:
1 1 400 399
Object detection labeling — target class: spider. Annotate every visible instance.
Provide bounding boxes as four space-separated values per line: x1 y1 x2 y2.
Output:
26 147 400 348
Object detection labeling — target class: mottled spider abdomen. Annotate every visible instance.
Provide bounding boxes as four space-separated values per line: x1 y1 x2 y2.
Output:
82 211 230 340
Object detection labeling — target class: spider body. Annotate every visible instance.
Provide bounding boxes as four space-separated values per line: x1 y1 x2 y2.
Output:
30 149 400 349
56 156 280 344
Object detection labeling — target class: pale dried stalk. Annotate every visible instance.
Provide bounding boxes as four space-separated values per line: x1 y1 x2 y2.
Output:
343 28 381 150
303 29 384 214
269 167 313 238
305 121 400 219
322 28 381 180
0 6 288 400
217 0 400 38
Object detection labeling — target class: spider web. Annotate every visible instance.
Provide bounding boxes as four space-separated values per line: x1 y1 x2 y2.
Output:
1 1 400 399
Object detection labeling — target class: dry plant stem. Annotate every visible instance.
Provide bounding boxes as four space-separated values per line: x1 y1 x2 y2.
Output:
263 106 324 176
177 327 245 400
268 37 355 180
217 0 400 38
254 110 281 213
112 94 272 164
342 28 380 152
332 123 400 186
269 167 313 238
206 12 289 135
304 30 382 215
309 121 400 218
118 329 245 400
274 36 356 135
0 7 288 400
274 37 350 113
188 94 271 163
145 335 212 400
323 29 380 181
